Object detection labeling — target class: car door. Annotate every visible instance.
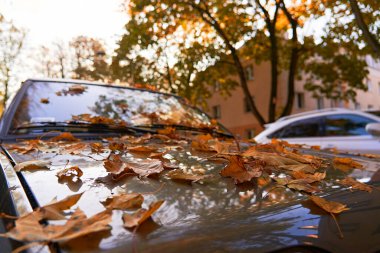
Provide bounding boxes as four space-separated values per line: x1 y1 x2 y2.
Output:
320 113 380 153
275 116 323 146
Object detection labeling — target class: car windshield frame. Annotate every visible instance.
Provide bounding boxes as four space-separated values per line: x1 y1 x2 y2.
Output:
0 80 229 139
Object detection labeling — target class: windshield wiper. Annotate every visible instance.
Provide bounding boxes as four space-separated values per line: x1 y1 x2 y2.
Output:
134 124 234 138
11 121 156 135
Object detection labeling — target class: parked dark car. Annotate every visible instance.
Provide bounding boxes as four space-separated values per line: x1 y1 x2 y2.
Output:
0 79 379 253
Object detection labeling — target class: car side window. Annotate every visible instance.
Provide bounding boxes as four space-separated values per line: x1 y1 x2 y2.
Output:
325 114 376 136
269 117 323 138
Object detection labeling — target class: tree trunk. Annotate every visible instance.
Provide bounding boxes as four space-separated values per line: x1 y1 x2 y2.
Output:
3 80 9 109
349 0 380 56
188 2 266 126
280 1 299 118
268 24 279 122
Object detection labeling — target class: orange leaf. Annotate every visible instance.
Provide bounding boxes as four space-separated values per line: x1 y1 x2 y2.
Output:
220 155 262 184
101 193 144 210
333 157 363 170
14 160 51 172
40 98 49 104
167 169 207 182
309 195 349 214
157 127 176 135
60 143 87 155
68 84 87 94
127 145 158 153
125 159 164 177
50 132 79 142
338 177 372 193
56 166 83 181
90 143 105 154
122 200 164 228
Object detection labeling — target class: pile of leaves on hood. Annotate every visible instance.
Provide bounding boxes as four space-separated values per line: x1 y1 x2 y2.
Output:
3 129 376 250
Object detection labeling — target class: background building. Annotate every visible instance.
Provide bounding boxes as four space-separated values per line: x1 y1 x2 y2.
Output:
207 56 380 138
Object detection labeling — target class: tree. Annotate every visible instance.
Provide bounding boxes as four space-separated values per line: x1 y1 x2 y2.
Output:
70 36 110 82
0 14 26 108
115 0 372 126
34 41 72 79
112 9 239 108
349 0 380 56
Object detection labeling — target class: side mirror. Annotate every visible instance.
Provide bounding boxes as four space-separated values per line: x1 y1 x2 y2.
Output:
366 123 380 137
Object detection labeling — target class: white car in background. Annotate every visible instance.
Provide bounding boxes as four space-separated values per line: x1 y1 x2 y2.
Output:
254 108 380 154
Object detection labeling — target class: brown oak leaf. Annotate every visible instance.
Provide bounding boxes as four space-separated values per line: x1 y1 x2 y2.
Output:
220 155 262 184
50 132 79 142
167 169 207 182
101 193 144 210
56 166 83 182
333 157 364 171
14 160 51 172
122 200 164 229
338 177 372 193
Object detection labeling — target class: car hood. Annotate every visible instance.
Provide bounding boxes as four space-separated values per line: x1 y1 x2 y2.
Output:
2 135 380 253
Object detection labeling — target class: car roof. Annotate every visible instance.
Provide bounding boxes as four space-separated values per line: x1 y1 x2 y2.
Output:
260 108 380 136
22 78 183 99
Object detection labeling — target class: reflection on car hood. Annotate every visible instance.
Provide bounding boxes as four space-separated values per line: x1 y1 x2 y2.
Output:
2 137 380 253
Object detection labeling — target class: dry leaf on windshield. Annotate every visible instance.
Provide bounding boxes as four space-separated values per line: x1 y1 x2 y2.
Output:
40 98 49 104
220 155 262 184
333 157 364 171
127 145 158 153
68 84 87 94
56 166 83 182
60 143 87 155
14 160 51 172
167 169 207 182
309 195 349 214
361 153 380 159
50 132 79 142
9 139 41 154
101 193 144 210
157 127 176 135
338 177 372 193
123 200 164 229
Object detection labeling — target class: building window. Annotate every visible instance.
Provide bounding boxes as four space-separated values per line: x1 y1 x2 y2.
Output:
378 82 380 95
316 97 324 109
296 92 305 109
214 81 220 92
354 102 361 110
212 105 221 119
246 129 256 139
244 97 253 112
245 65 254 81
367 79 372 92
368 104 373 110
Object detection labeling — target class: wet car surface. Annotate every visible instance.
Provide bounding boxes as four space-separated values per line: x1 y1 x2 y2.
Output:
0 79 380 253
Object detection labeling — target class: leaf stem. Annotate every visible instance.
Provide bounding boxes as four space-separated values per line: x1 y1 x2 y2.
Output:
330 212 344 239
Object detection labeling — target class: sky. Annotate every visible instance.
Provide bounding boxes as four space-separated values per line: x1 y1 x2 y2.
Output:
0 0 128 95
0 0 127 47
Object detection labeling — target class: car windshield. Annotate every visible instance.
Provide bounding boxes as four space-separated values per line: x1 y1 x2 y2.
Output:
9 81 214 134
